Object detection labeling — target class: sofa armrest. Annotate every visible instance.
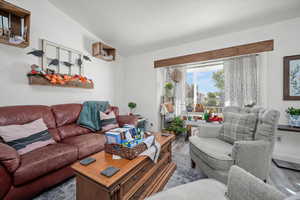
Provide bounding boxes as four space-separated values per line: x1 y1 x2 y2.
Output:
0 143 20 173
117 115 138 127
227 166 286 200
232 140 271 181
192 124 222 138
0 164 12 199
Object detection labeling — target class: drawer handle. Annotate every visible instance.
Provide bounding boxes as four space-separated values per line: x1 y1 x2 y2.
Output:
132 175 138 181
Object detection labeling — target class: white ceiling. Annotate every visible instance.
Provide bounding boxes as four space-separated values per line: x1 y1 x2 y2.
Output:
49 0 300 56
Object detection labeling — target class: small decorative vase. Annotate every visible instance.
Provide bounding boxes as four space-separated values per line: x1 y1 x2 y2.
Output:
288 115 300 127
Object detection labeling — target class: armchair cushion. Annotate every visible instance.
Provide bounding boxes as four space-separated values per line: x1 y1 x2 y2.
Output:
0 143 20 173
190 136 233 171
227 166 286 200
232 140 271 180
218 112 257 144
146 179 227 200
191 123 222 138
255 109 280 142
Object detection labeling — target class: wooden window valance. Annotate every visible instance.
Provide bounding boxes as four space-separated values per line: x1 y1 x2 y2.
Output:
154 40 274 68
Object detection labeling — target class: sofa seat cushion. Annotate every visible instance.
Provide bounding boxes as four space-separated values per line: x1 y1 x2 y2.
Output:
62 134 106 159
189 136 234 171
146 179 227 200
14 143 77 186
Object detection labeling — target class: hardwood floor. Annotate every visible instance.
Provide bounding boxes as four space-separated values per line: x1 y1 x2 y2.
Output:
270 162 300 196
171 135 300 196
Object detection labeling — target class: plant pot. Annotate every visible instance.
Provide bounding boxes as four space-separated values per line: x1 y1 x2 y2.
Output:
165 89 174 98
288 114 300 127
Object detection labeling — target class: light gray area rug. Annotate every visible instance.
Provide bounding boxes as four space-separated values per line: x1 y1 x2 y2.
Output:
34 136 205 200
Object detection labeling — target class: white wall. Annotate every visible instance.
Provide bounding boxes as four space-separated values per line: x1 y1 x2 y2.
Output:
0 0 121 107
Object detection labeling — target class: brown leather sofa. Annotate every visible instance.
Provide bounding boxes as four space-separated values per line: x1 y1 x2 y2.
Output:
0 104 138 200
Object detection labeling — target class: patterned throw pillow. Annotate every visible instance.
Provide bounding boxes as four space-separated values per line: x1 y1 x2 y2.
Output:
218 112 257 144
0 119 56 155
100 110 119 132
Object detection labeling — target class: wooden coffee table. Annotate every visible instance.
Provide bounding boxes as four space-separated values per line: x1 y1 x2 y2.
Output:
72 132 176 200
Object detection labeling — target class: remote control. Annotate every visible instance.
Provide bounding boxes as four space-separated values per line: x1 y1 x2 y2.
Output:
80 157 96 166
101 166 120 177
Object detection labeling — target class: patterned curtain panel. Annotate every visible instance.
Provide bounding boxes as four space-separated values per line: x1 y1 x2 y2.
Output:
174 67 186 116
224 55 261 107
161 67 186 116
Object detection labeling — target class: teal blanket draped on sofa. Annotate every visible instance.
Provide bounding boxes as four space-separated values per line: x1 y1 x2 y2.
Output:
77 101 109 132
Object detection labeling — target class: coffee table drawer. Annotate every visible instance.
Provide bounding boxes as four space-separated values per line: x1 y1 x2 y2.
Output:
121 159 154 195
129 156 170 200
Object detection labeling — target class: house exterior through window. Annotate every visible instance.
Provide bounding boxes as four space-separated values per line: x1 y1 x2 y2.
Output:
185 62 224 114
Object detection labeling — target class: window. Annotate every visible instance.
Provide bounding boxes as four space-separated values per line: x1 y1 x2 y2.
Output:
185 62 224 114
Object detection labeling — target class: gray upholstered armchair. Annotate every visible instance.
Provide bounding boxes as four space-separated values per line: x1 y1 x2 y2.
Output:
189 106 280 184
146 166 286 200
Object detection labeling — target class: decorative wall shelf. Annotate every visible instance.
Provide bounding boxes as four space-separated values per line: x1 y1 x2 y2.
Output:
0 1 30 48
92 42 116 61
28 75 94 89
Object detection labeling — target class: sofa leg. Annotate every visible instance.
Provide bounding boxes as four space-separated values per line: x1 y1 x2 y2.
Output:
191 159 196 168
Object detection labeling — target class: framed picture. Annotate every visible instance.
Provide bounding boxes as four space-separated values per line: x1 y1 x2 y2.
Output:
284 55 300 100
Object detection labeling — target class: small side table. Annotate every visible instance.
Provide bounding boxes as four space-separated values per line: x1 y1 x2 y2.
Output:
272 124 300 171
137 118 146 129
133 115 147 130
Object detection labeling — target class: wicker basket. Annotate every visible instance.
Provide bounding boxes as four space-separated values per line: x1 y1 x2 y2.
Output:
105 142 147 160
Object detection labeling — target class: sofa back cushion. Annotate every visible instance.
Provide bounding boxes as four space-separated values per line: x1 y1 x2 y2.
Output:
51 104 92 139
0 105 56 129
219 112 257 144
51 104 82 127
0 119 56 155
57 124 90 140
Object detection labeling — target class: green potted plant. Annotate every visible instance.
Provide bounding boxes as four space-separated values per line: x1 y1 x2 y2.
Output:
128 102 137 115
166 117 187 136
286 107 300 127
165 82 174 97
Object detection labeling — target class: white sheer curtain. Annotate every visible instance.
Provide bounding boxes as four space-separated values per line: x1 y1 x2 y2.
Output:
224 54 262 107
